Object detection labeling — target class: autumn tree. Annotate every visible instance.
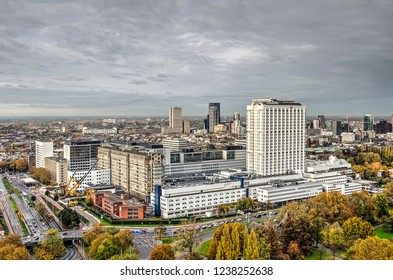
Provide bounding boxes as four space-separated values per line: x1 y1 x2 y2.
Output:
82 222 107 245
150 244 175 260
177 219 202 259
347 236 393 260
113 230 135 255
348 191 378 224
30 166 52 184
280 214 315 258
155 222 167 240
0 234 30 260
321 223 346 260
287 241 303 260
307 192 353 224
208 222 247 260
261 221 281 259
342 217 374 246
35 229 66 260
14 158 27 172
243 228 260 260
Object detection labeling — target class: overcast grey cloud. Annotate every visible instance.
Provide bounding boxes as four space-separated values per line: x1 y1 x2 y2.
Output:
0 0 392 117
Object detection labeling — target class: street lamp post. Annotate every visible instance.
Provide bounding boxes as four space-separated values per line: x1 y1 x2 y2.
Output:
73 227 78 245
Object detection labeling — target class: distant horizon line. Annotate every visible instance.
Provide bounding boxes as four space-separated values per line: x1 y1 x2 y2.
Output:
0 114 392 120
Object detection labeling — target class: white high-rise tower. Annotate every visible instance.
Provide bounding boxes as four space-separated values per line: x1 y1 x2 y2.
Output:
246 98 306 176
35 141 54 168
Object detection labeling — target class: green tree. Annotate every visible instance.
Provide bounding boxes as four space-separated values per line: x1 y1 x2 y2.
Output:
58 208 80 228
321 223 345 260
347 236 393 260
109 252 140 260
37 229 66 259
236 197 257 212
150 244 176 260
106 227 120 235
94 238 119 260
373 194 389 218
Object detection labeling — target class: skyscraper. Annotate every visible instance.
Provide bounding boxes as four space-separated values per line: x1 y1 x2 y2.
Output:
363 114 374 131
208 103 220 133
169 107 182 132
35 141 54 168
232 112 241 135
318 115 326 129
183 120 191 134
247 98 305 176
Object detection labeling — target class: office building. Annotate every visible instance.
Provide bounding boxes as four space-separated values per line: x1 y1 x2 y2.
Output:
82 127 118 134
169 107 182 133
208 103 220 133
363 114 374 131
183 120 191 134
374 120 392 134
64 140 101 171
44 157 68 186
162 138 187 151
341 132 355 143
35 141 53 168
155 170 361 219
67 169 110 187
98 144 164 198
246 98 306 177
318 115 326 129
332 120 342 136
162 145 246 176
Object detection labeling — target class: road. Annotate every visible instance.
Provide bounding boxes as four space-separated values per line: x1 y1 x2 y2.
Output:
61 244 81 260
134 232 156 259
0 178 24 236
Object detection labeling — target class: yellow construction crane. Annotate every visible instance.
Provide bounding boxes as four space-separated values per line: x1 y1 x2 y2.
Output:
62 160 98 198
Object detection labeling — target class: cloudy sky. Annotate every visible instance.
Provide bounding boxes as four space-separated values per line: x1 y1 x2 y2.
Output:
1 0 392 117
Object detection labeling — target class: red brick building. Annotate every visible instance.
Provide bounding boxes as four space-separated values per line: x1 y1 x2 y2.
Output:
92 192 145 220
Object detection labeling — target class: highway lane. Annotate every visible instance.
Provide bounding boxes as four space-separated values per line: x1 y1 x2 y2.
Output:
61 244 81 260
134 233 156 260
0 178 24 236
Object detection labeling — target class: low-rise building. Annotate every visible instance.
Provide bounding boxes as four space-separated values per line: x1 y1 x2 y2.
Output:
92 192 145 220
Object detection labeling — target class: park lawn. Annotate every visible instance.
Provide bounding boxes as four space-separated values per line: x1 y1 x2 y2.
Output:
2 179 24 201
198 240 211 256
375 225 393 240
306 248 335 260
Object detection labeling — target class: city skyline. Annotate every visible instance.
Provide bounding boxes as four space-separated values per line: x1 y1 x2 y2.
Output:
1 1 393 117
